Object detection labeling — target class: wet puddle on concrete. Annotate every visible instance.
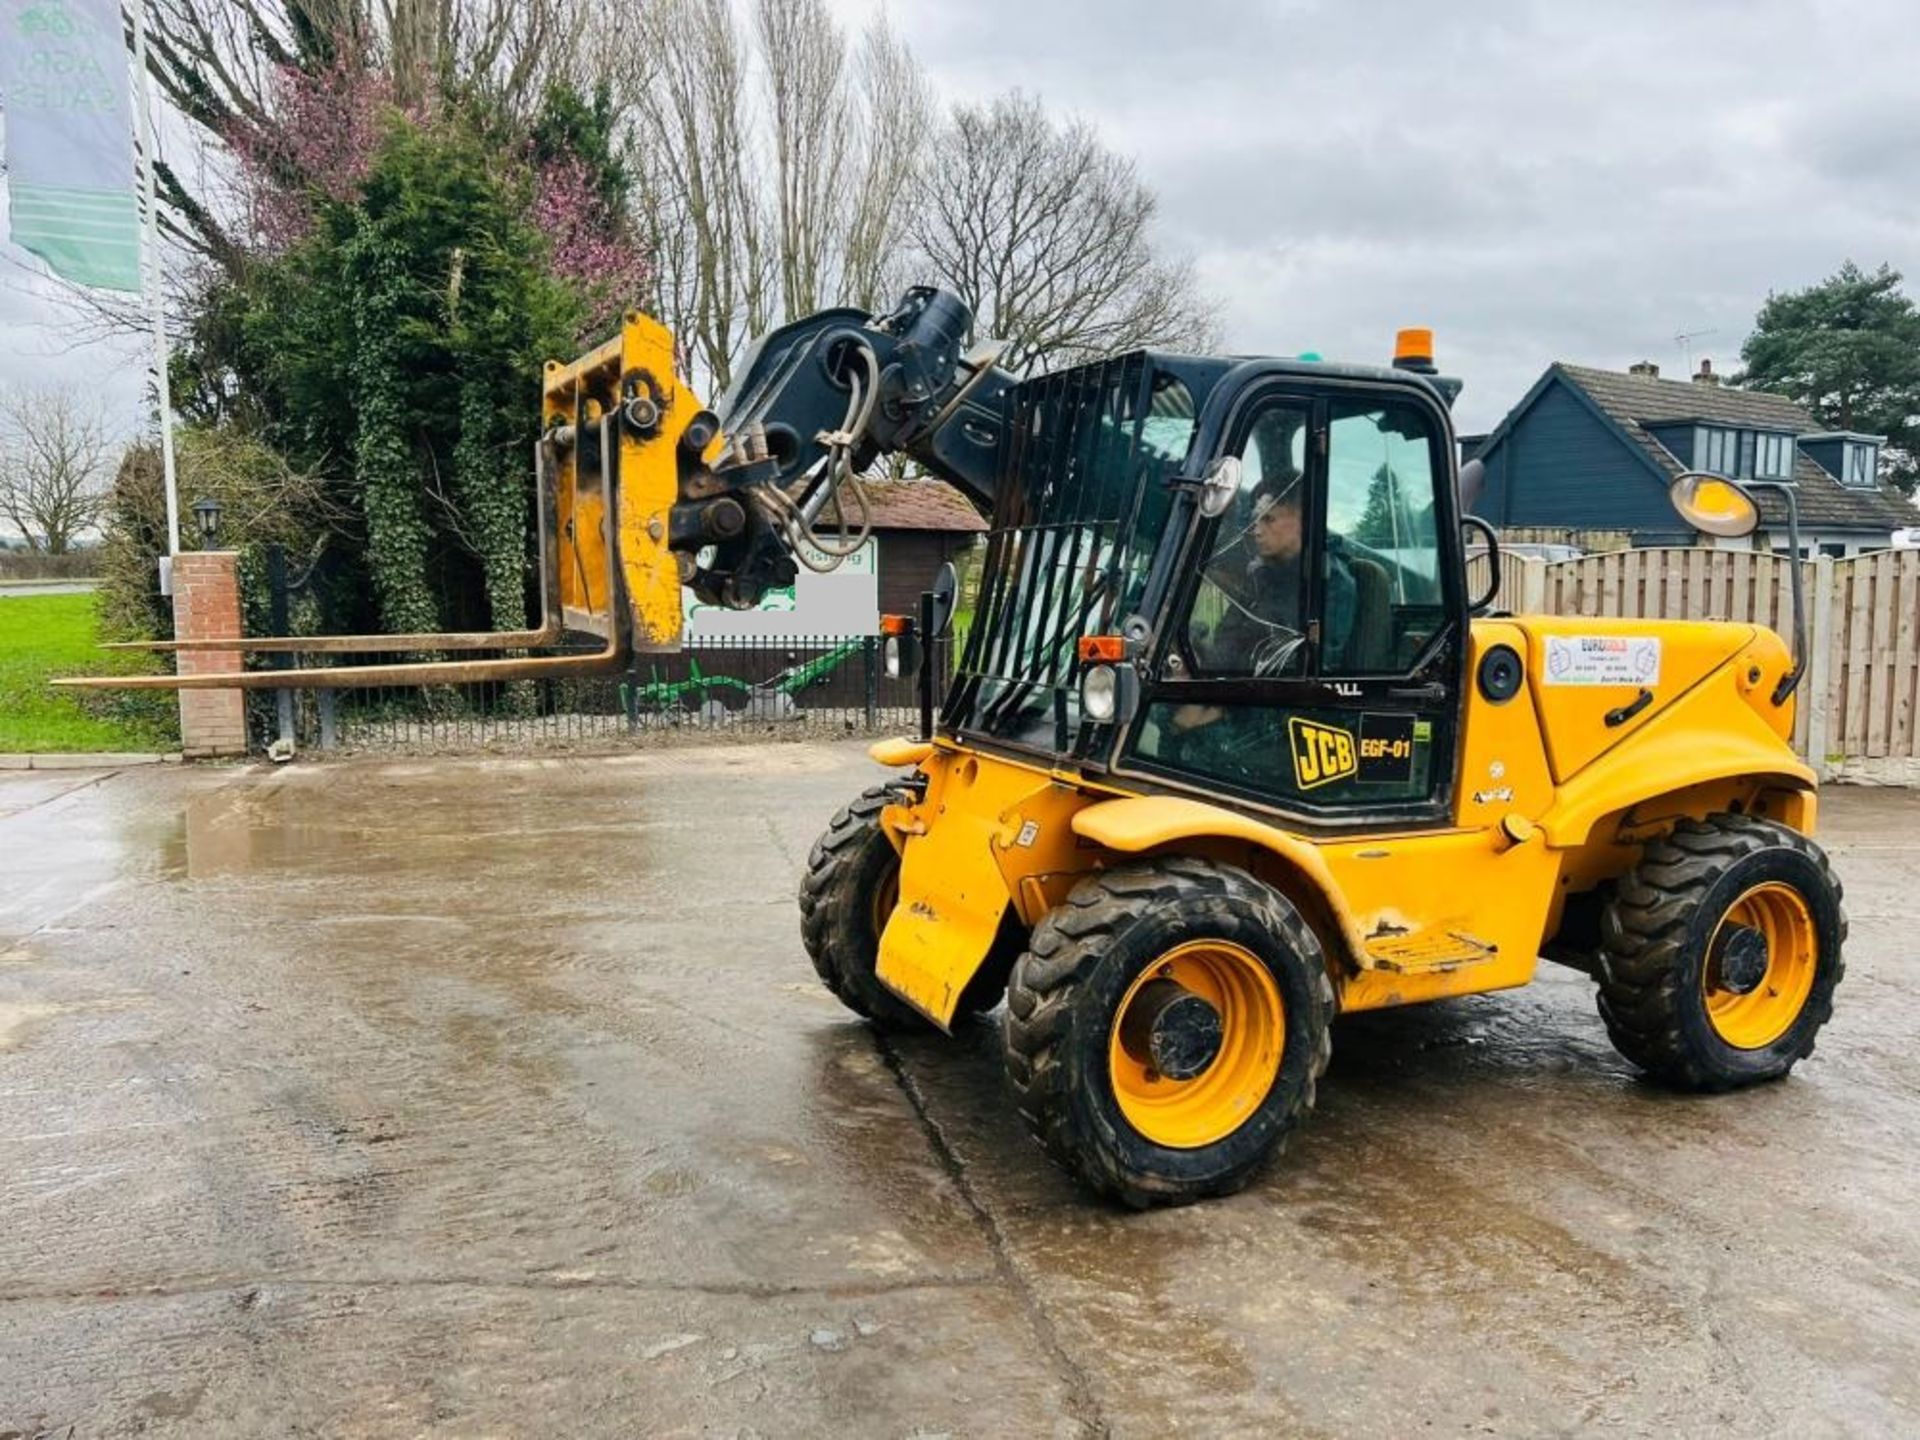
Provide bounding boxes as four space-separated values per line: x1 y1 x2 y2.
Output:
4 749 1917 1435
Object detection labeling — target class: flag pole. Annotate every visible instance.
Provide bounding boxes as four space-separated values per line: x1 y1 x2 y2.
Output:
130 0 180 559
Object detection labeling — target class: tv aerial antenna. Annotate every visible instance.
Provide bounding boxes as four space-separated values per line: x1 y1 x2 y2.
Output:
1675 327 1718 374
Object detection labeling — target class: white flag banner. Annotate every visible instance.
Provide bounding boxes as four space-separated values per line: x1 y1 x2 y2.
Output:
1 0 141 291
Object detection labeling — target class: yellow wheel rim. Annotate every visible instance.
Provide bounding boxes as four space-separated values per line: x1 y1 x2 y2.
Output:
1108 940 1284 1150
1703 882 1818 1050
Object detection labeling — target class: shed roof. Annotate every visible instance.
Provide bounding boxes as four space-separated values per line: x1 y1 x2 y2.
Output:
855 478 990 534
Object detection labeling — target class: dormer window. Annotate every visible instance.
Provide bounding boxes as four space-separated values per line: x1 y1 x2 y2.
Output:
1698 426 1739 476
1755 432 1794 480
1693 426 1795 481
1796 431 1885 488
1844 441 1878 488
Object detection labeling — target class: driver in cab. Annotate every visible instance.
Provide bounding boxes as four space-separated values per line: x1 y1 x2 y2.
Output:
1171 471 1357 737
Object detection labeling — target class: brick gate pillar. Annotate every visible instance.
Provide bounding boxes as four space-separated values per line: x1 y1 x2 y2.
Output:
171 552 248 758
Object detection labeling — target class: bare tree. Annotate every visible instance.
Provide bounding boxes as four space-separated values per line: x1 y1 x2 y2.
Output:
840 16 936 312
0 388 118 554
756 0 852 319
907 92 1218 374
613 0 933 395
621 0 775 395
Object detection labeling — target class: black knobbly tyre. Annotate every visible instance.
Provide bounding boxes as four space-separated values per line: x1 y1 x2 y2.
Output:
798 785 1017 1029
1003 856 1334 1208
1596 814 1846 1091
798 785 931 1030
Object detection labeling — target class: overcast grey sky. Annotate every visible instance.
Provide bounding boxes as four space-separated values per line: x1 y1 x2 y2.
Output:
827 0 1920 431
3 0 1917 439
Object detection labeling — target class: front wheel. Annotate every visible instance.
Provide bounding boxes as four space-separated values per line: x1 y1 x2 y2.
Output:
1597 814 1847 1090
1003 857 1334 1208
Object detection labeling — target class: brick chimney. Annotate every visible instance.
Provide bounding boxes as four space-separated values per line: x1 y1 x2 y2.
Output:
1628 360 1660 379
1693 357 1720 387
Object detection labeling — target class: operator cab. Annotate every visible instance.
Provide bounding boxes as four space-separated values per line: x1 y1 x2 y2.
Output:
942 344 1468 831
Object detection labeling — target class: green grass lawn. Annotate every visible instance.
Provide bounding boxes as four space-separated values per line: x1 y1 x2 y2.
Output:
0 593 179 753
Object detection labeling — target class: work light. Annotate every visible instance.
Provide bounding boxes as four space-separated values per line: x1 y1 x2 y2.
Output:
1081 664 1119 722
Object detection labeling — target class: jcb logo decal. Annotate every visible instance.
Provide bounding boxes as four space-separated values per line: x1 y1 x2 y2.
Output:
1289 717 1358 790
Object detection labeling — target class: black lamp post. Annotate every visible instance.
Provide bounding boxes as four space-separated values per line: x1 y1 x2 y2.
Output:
191 496 222 550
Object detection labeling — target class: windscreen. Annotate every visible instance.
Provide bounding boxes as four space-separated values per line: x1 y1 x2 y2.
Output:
944 355 1194 752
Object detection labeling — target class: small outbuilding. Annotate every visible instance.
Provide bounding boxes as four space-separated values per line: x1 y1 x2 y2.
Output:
682 476 986 639
858 478 990 616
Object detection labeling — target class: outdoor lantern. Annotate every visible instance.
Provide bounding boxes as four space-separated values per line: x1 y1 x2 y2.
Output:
1667 471 1759 538
191 496 222 549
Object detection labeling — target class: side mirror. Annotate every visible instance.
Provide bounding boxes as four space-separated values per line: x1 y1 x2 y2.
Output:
1198 455 1242 518
1457 457 1486 514
928 560 959 638
1462 516 1500 614
1669 471 1760 537
1668 471 1804 704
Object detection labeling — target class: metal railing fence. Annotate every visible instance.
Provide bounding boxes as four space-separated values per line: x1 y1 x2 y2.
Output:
241 546 1920 779
243 633 951 755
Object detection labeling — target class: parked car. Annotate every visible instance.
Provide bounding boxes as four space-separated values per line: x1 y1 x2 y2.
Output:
1466 541 1587 564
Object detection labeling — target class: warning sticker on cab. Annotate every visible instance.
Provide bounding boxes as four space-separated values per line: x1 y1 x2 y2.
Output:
1543 635 1661 687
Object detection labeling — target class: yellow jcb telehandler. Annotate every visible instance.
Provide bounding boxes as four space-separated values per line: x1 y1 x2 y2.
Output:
65 288 1845 1208
772 294 1844 1208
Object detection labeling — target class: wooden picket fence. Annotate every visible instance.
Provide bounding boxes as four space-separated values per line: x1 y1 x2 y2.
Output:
1467 546 1920 781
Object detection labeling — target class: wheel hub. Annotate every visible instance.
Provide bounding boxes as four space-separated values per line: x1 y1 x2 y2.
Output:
1118 979 1224 1081
1711 923 1770 996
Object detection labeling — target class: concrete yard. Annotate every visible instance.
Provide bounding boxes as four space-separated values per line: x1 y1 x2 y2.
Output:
1 742 1916 1437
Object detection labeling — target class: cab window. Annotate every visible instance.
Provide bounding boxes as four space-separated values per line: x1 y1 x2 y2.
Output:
1122 389 1452 814
1180 400 1311 679
1321 398 1444 675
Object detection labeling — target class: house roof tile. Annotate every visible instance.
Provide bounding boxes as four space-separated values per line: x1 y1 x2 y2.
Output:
1552 364 1918 533
849 478 990 533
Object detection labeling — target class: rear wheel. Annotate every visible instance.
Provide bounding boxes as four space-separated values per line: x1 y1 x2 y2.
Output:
1596 814 1846 1090
1003 857 1334 1208
799 786 931 1030
799 786 1017 1029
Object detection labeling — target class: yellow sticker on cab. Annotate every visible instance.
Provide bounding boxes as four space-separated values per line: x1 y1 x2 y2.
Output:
1289 717 1358 789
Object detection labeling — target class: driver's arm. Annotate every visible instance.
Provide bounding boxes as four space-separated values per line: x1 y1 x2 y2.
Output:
1170 703 1223 731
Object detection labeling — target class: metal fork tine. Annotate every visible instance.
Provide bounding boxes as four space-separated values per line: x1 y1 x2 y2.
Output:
58 433 627 692
102 440 568 656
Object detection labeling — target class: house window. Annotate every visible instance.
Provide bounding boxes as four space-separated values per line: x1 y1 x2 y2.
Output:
1755 432 1794 479
1844 442 1877 488
1698 427 1740 476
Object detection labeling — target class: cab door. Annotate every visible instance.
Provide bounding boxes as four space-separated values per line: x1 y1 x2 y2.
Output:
1119 380 1463 828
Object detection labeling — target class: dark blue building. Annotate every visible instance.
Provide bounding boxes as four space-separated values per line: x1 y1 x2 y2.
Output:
1469 358 1915 556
